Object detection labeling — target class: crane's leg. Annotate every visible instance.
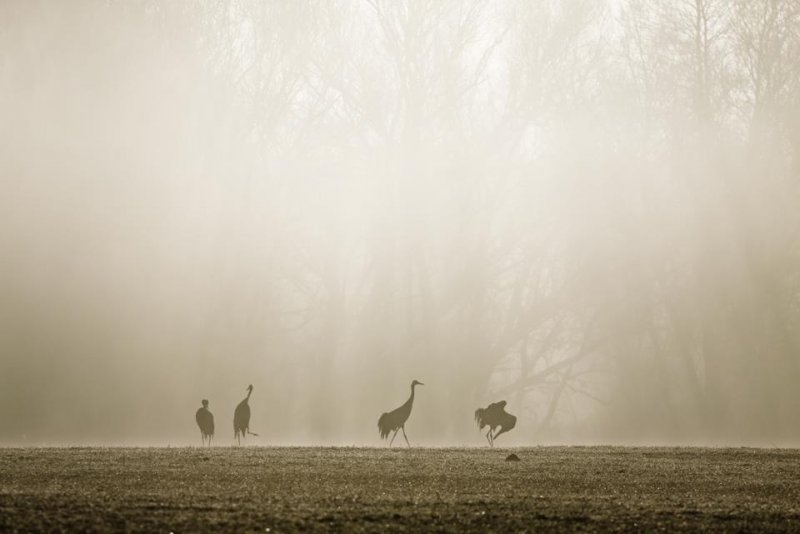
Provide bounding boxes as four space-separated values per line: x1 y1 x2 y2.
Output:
201 432 205 447
485 429 492 447
389 429 399 447
401 426 410 448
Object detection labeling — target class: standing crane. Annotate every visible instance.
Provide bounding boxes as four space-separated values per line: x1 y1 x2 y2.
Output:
195 399 214 447
474 400 517 447
378 380 424 447
234 384 259 445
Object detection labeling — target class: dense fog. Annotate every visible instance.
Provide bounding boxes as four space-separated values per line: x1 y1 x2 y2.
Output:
1 0 799 446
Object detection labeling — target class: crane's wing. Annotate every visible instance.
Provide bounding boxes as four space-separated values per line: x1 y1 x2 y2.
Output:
493 412 517 440
234 401 251 432
196 408 214 435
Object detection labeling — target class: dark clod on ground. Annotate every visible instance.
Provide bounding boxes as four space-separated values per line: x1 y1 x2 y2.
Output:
1 446 800 532
505 453 520 461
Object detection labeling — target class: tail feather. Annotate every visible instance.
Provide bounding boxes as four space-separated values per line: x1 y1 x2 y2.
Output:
474 408 486 429
377 412 391 439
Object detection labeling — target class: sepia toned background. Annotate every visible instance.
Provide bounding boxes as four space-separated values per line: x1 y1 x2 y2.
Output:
1 0 799 446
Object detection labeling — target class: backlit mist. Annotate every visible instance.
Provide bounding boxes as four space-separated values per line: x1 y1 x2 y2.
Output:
1 0 799 446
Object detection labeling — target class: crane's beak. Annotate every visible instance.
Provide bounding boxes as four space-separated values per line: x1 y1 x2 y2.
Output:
418 382 424 386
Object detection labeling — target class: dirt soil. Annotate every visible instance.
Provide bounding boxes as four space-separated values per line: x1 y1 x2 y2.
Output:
1 446 799 532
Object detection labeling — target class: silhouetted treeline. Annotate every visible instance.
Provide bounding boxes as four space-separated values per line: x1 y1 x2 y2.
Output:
0 0 798 444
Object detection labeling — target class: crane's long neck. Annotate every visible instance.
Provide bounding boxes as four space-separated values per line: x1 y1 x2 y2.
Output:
246 388 252 401
396 384 417 419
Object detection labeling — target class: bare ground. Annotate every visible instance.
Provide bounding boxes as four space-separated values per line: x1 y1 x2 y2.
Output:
1 446 799 532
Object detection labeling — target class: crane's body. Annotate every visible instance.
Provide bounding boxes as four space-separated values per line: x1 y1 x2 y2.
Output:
195 399 214 447
475 400 516 447
378 380 423 447
234 384 258 445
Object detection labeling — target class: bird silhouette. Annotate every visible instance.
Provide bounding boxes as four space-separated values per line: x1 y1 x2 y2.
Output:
234 384 258 445
378 380 424 447
474 400 516 447
195 399 214 447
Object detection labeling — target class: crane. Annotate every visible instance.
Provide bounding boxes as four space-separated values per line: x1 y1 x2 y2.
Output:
378 380 424 447
195 399 214 447
234 384 259 445
474 400 516 447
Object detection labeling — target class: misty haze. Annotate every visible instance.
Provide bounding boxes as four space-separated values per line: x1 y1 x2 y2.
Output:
2 0 800 530
4 0 798 449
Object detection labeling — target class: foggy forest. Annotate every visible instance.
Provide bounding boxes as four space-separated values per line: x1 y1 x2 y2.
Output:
2 0 799 448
